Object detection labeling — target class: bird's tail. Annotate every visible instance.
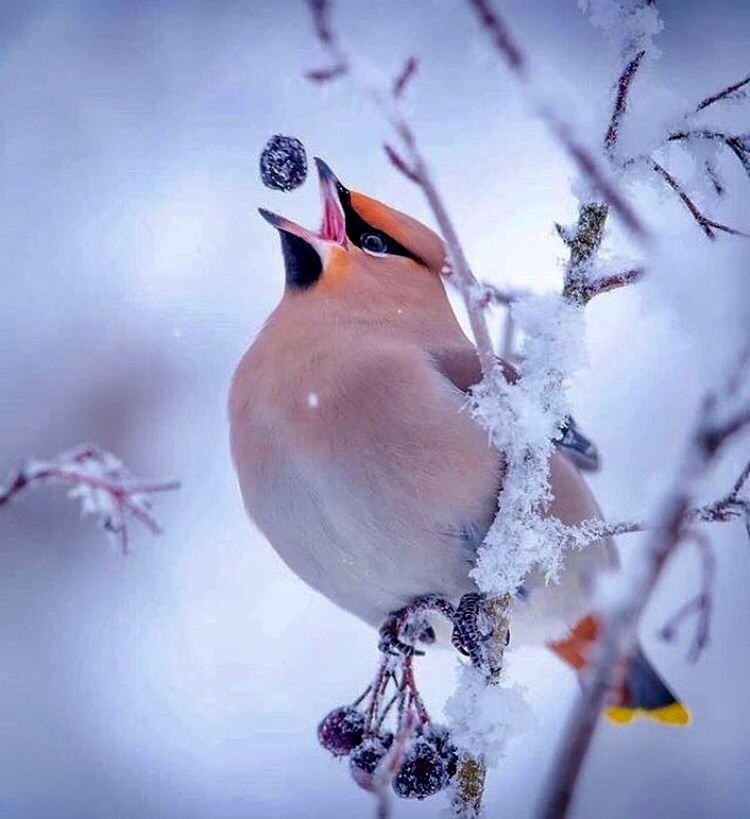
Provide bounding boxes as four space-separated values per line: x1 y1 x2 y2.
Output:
549 615 690 726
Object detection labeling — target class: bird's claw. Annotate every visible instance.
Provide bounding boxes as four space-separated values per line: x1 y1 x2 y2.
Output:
451 592 509 673
378 594 454 657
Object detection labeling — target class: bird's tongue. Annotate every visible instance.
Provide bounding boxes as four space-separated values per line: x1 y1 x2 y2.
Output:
316 157 347 244
320 195 346 243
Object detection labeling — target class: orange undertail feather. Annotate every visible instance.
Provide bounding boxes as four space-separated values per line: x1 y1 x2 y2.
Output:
548 615 691 727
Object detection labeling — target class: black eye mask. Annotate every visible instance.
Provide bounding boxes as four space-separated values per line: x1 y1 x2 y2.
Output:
337 185 425 266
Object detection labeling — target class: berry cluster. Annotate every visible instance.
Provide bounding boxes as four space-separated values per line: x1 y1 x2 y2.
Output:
318 705 459 799
317 597 463 801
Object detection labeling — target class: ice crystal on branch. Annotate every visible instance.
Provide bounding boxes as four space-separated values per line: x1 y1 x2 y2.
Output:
579 0 663 58
470 296 587 596
0 445 179 554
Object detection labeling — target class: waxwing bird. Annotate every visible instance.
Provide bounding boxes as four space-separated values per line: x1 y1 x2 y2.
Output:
229 158 688 726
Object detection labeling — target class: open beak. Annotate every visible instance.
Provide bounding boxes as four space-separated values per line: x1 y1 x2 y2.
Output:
258 157 347 248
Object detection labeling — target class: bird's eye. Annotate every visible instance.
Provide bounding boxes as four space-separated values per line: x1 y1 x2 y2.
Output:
360 232 388 255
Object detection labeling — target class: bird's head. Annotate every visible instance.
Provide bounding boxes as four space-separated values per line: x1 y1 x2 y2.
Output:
259 158 447 300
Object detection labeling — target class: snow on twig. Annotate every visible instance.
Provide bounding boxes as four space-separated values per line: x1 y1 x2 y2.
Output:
604 50 646 153
695 73 750 112
0 445 180 554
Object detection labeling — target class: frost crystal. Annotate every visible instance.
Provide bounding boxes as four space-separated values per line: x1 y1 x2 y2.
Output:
579 0 663 58
445 665 533 767
470 295 587 596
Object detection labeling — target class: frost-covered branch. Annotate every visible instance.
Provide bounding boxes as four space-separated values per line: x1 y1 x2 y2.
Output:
0 445 179 554
695 72 750 112
556 459 750 549
668 130 750 184
538 349 750 819
604 49 646 153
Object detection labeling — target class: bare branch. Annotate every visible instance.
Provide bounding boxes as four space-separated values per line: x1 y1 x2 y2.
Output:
305 0 497 378
0 445 180 555
466 0 647 239
538 350 750 819
383 142 420 183
649 159 749 238
305 63 347 83
658 530 715 663
466 0 527 75
604 50 646 153
668 130 750 183
392 56 419 99
585 267 644 300
695 72 750 112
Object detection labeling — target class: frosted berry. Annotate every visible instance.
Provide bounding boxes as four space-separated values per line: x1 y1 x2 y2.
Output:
349 733 394 792
259 134 308 191
419 724 459 780
317 706 365 757
392 738 448 800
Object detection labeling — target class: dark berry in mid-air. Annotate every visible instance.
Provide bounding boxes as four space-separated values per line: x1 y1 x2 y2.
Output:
259 134 308 191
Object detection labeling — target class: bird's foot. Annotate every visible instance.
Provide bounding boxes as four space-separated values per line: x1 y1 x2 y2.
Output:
451 592 510 674
378 594 456 657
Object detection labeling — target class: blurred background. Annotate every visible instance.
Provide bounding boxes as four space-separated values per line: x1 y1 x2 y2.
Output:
1 1 749 817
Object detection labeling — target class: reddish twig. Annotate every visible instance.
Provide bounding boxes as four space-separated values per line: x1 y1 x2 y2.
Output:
466 0 527 74
696 72 750 112
305 0 497 378
649 159 749 239
373 710 420 819
585 267 644 300
383 143 420 183
538 349 750 819
306 63 347 83
392 56 418 99
668 131 750 182
604 50 646 153
466 0 647 239
658 530 715 663
0 445 180 554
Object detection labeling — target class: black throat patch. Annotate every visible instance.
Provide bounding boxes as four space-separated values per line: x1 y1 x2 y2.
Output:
280 230 323 290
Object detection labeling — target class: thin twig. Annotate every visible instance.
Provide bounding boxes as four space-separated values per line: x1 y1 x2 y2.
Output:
0 445 180 554
696 73 750 112
658 530 715 663
466 0 647 239
538 351 750 819
392 56 419 99
668 131 750 182
306 0 496 378
557 459 750 549
604 50 646 154
649 159 749 238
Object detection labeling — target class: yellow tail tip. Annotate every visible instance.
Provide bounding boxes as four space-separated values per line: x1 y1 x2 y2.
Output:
605 703 691 727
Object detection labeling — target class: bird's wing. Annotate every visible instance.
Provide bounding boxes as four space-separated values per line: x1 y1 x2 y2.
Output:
428 345 518 393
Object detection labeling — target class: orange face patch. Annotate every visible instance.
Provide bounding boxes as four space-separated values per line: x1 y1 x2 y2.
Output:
318 245 351 292
350 191 446 273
